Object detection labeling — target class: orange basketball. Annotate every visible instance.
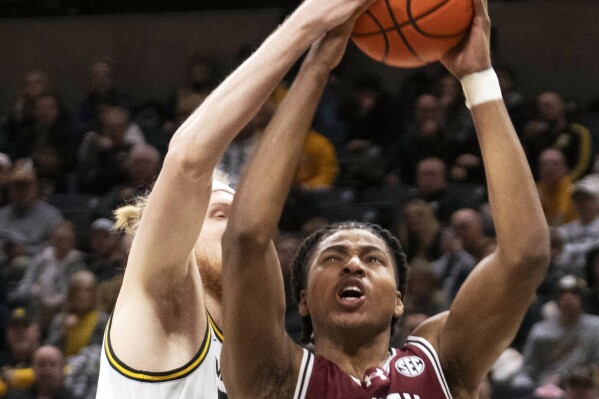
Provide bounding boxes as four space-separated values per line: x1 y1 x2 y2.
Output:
352 0 474 68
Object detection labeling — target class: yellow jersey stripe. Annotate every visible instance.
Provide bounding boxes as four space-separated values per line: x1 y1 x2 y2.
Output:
104 316 211 382
208 313 224 343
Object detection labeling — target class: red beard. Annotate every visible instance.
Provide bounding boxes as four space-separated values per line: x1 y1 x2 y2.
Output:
195 248 222 300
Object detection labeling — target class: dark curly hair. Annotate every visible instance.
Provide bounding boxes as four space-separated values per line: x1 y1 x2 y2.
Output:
290 221 408 344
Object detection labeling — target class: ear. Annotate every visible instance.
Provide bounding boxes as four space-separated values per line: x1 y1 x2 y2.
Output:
298 290 310 317
394 291 404 318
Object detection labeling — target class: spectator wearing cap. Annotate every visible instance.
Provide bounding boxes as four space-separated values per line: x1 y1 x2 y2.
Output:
85 218 125 313
0 308 41 396
558 174 599 276
515 275 599 391
5 345 74 399
0 163 63 258
46 271 108 358
8 221 85 333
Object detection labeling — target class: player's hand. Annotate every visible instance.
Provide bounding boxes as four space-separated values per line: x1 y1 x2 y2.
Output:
303 17 357 72
440 0 491 79
295 0 376 38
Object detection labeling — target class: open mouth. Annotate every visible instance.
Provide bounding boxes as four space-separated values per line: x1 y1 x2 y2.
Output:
337 283 366 307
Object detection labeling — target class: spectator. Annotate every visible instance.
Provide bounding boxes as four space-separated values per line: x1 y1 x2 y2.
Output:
537 148 577 226
7 71 51 147
0 308 40 396
84 219 125 314
12 93 76 196
403 259 447 316
438 73 483 185
93 143 161 218
6 345 74 399
396 198 443 263
0 153 12 207
391 94 454 186
8 221 84 333
434 208 495 299
218 99 274 187
0 162 63 258
341 73 396 159
164 54 217 135
562 364 599 399
75 58 130 138
450 208 496 262
294 131 338 190
63 344 101 399
77 106 135 194
558 174 599 276
46 271 108 357
393 62 444 133
409 157 470 223
517 275 599 389
584 245 599 315
496 66 527 135
523 92 593 181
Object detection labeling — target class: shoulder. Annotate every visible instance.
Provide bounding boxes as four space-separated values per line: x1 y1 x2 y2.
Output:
569 122 591 135
411 311 449 348
581 314 599 328
34 200 62 217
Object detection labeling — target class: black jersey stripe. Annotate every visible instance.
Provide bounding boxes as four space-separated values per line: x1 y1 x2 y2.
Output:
104 316 212 382
208 313 224 343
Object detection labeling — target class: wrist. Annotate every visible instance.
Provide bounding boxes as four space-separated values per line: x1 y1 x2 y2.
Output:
460 68 502 109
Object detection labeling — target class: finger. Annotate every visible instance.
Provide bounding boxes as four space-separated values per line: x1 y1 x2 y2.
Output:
351 0 378 22
473 0 489 18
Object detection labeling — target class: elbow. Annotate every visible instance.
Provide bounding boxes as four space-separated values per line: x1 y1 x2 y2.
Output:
222 221 272 255
163 144 214 182
501 226 551 281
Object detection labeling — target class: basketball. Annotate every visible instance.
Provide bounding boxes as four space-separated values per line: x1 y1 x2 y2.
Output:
352 0 474 68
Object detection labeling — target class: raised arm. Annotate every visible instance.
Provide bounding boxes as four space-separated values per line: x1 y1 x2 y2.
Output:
413 0 550 394
221 20 362 399
112 0 372 369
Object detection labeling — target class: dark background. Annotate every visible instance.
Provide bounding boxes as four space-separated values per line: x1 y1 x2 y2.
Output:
0 0 529 18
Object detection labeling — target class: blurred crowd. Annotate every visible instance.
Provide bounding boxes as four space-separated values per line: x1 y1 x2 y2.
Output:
1 54 599 399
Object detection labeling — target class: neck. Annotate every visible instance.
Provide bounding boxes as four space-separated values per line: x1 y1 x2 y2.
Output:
550 117 568 133
560 311 581 327
313 328 391 380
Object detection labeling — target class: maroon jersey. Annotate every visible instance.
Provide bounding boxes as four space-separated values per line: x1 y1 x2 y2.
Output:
293 336 452 399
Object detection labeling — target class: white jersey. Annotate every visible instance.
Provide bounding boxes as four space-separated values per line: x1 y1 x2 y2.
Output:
96 314 227 398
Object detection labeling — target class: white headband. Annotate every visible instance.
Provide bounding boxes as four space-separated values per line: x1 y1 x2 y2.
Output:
212 180 235 195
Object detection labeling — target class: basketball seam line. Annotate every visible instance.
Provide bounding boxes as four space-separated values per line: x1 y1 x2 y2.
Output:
383 0 421 60
408 0 469 38
364 9 391 63
353 0 468 38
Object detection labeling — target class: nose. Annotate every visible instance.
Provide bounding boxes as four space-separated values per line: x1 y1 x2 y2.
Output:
343 256 366 276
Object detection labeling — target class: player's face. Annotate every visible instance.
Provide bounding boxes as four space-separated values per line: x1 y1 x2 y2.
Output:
300 229 403 339
194 186 234 299
195 188 234 263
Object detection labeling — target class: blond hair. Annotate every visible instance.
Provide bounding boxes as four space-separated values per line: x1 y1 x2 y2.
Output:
113 169 230 236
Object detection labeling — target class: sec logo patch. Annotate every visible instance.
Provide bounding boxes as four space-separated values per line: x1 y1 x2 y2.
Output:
395 356 425 377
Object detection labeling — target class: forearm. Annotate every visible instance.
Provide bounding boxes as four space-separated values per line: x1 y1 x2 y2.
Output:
471 99 549 270
169 17 319 169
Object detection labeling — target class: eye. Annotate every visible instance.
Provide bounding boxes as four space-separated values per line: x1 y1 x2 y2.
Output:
366 256 384 265
212 211 227 220
323 255 342 264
